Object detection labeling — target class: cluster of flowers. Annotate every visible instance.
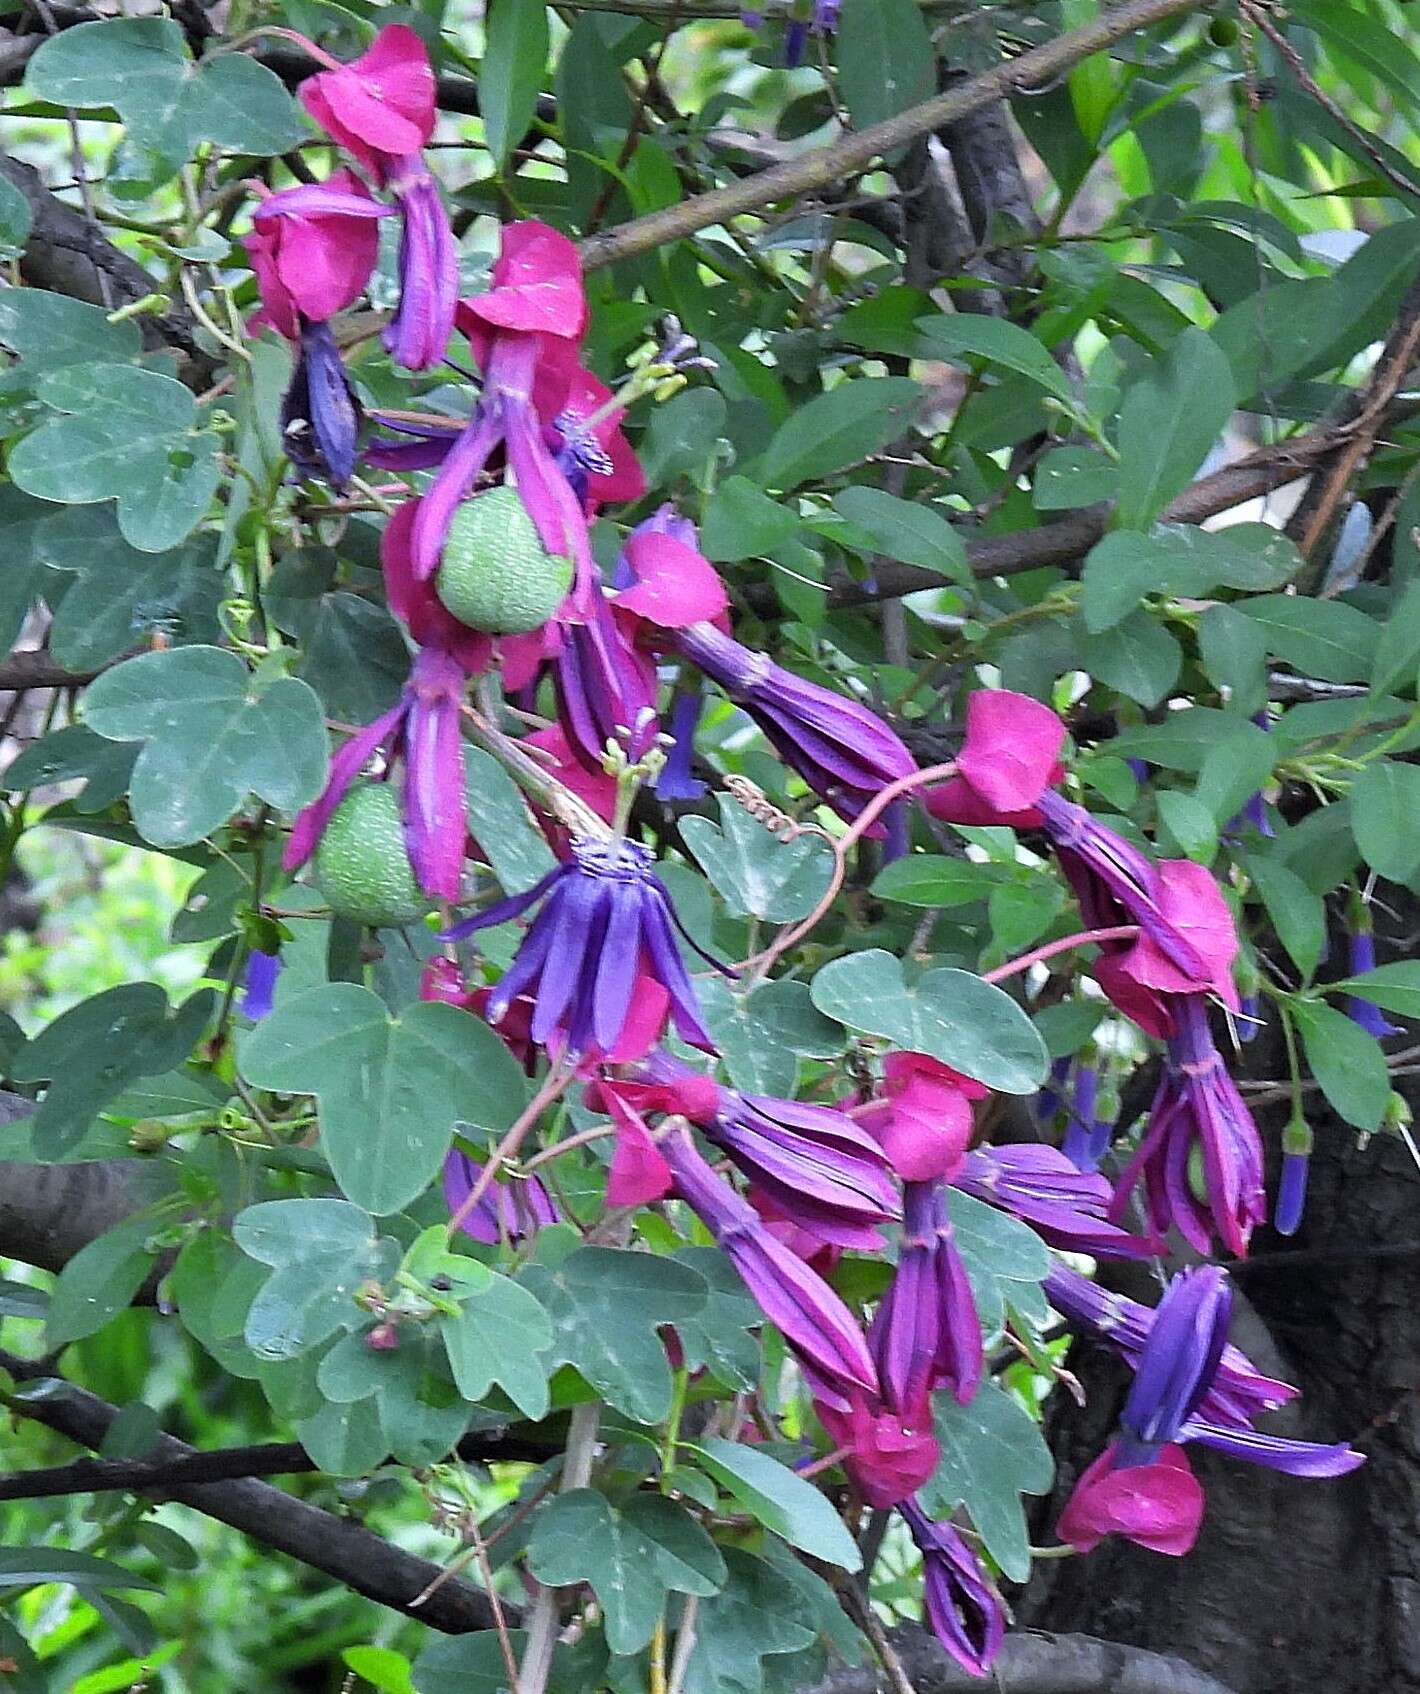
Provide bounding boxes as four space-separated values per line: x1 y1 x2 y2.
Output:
245 31 1362 1676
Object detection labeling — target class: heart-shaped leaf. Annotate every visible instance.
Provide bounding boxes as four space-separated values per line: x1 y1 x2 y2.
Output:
809 950 1047 1093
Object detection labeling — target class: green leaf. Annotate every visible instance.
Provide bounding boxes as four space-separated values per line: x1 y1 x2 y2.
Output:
1198 605 1268 713
945 1188 1048 1335
870 856 1006 908
1241 595 1378 684
518 1245 708 1422
528 1490 726 1653
1351 761 1420 883
6 725 137 814
343 1647 416 1694
1331 960 1420 1020
1111 708 1265 772
266 557 410 723
921 1382 1054 1581
9 982 215 1155
684 1549 818 1694
914 315 1074 403
0 290 142 371
699 977 846 1097
413 1630 596 1694
297 1394 388 1478
835 0 933 132
0 173 34 260
45 1214 158 1348
463 745 558 893
1115 327 1235 529
83 646 328 847
681 796 834 922
701 476 801 562
690 1438 860 1570
1079 611 1182 706
1370 580 1420 697
233 1198 399 1361
757 378 920 491
25 18 305 165
239 984 529 1214
32 506 223 669
1290 998 1390 1133
1081 524 1301 632
11 363 220 551
1156 791 1217 863
0 1547 161 1595
1032 445 1119 511
1245 855 1325 981
482 0 549 167
673 1246 762 1389
441 1271 553 1419
831 487 969 584
639 389 728 486
810 951 1047 1093
317 1328 469 1467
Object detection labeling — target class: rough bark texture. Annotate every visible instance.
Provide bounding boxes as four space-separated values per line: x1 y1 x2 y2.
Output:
1019 920 1420 1693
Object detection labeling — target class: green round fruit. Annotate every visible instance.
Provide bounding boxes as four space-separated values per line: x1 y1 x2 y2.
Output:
435 486 574 635
1208 15 1239 44
313 782 431 928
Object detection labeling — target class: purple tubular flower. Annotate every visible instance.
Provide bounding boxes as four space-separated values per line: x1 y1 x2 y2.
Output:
1274 1150 1309 1237
1237 991 1263 1044
1034 1056 1070 1125
1061 1062 1099 1171
1042 1260 1297 1429
870 1179 982 1413
1114 1266 1231 1465
552 592 659 771
443 836 719 1056
1035 791 1208 985
241 949 281 1020
283 320 363 488
656 689 708 802
1346 929 1402 1038
898 1499 1004 1678
660 1124 878 1404
283 645 469 900
365 410 463 471
444 1149 559 1243
383 156 459 371
1181 1421 1363 1475
1110 995 1265 1258
674 620 915 829
1065 1262 1365 1479
409 333 595 606
687 1080 901 1250
956 1144 1155 1258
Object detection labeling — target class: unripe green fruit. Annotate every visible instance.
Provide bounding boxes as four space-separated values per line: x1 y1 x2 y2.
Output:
435 487 573 635
1209 15 1239 44
314 782 431 928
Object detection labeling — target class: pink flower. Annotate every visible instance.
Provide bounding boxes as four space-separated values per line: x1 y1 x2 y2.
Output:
524 725 618 826
409 223 597 596
816 1396 940 1509
462 220 588 342
613 522 731 642
246 172 390 339
1057 1442 1204 1556
925 689 1066 827
1095 859 1240 1037
551 367 646 510
864 1052 987 1182
298 24 436 184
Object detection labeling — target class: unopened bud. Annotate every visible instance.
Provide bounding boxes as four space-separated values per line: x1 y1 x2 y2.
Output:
365 1322 401 1351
